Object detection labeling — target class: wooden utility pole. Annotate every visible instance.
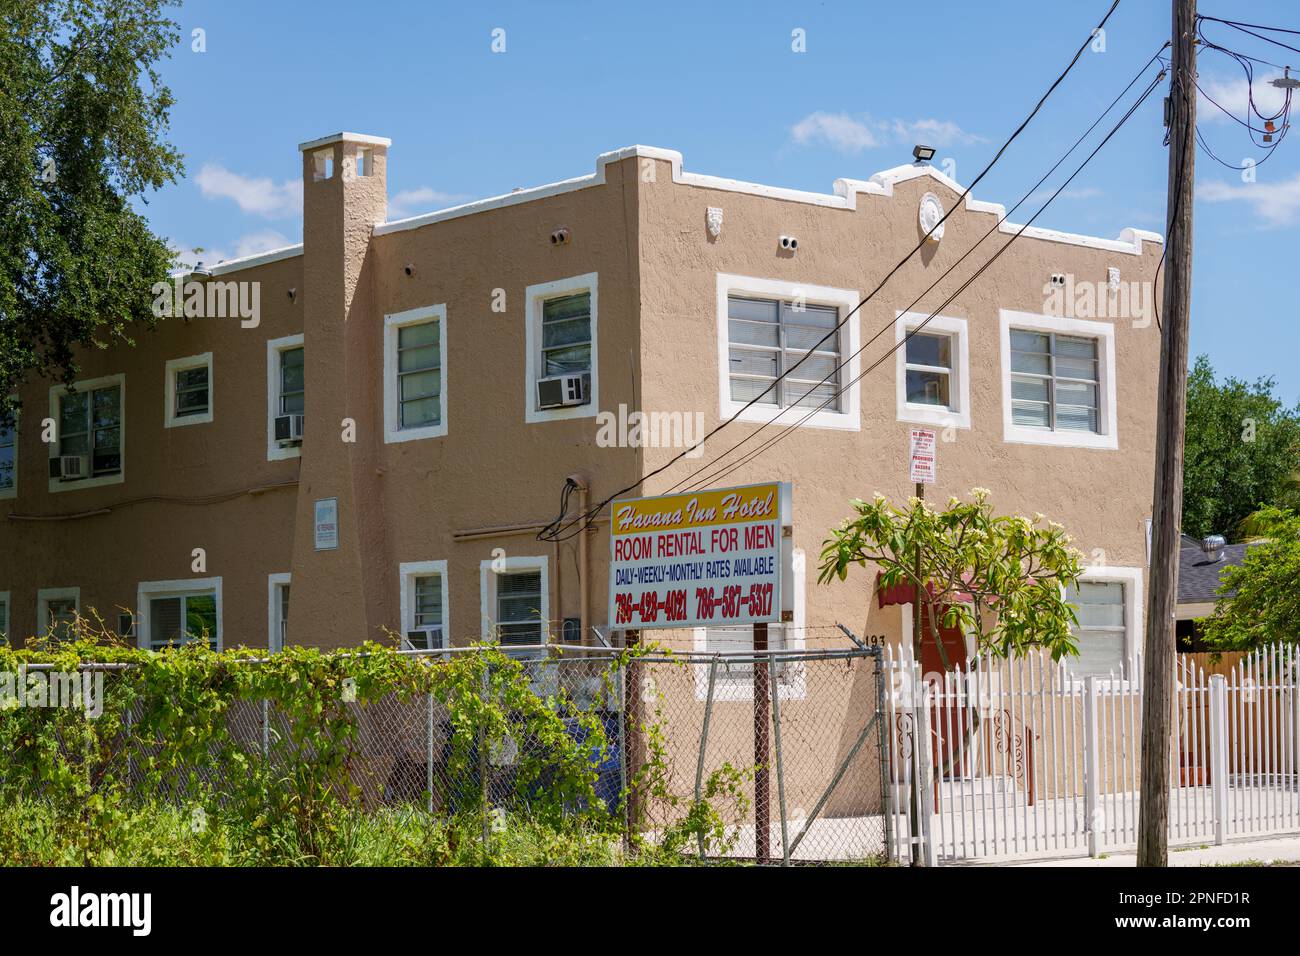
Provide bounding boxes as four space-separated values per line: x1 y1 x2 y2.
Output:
1138 0 1196 868
910 481 925 866
753 621 770 864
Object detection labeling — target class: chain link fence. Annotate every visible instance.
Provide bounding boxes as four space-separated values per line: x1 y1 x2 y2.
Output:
9 637 887 864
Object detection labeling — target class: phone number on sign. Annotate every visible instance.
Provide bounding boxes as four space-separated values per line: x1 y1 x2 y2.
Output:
613 583 774 625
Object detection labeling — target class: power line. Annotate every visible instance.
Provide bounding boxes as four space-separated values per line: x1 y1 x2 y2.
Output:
537 0 1125 543
664 50 1168 497
677 72 1167 495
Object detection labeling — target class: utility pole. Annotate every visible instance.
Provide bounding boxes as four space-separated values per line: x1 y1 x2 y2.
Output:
1138 0 1196 868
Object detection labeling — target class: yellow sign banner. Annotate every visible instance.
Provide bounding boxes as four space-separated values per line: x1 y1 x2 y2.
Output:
610 483 780 537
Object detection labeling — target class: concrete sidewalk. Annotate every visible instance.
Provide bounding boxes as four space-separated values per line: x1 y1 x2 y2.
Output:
1006 835 1300 867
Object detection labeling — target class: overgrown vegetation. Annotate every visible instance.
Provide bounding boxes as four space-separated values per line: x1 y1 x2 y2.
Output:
0 626 765 866
1201 506 1300 651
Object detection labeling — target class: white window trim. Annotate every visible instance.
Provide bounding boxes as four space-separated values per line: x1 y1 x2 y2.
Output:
999 309 1118 450
164 352 214 428
37 586 80 636
384 305 448 443
692 548 808 701
716 274 861 431
266 333 304 461
1064 565 1144 684
479 555 549 644
0 590 11 641
524 273 599 424
399 559 450 649
136 577 223 651
894 312 971 430
0 395 17 501
267 572 291 652
48 373 126 492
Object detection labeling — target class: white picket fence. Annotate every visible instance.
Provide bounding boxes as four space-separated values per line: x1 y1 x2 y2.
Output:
883 643 1300 864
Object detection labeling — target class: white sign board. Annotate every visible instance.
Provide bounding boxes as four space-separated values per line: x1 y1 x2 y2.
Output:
314 497 339 551
909 428 936 485
609 482 786 630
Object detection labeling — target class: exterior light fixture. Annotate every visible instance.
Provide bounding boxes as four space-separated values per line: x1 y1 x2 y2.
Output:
189 261 212 279
912 144 936 163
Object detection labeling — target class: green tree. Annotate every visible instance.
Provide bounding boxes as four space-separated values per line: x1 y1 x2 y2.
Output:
1183 355 1300 541
0 0 184 414
1200 506 1300 651
817 489 1085 663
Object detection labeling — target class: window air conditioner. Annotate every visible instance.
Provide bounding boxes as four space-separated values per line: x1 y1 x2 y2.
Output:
537 372 590 410
404 627 444 651
274 413 305 444
50 455 90 481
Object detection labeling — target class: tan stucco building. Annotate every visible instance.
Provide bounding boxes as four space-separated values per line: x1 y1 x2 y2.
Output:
0 132 1163 672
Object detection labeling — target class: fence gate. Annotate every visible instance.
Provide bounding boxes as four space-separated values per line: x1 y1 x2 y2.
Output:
884 644 1300 864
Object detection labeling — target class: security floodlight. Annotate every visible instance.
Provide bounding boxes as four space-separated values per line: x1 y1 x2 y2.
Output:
913 144 936 163
189 260 212 279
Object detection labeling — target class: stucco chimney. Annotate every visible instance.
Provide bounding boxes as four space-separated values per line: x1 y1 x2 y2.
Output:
285 132 392 649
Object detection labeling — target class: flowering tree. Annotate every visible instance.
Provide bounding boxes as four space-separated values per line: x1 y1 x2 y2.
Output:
817 489 1085 664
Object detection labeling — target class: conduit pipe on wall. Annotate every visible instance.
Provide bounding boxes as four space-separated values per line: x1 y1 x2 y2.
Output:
567 474 590 648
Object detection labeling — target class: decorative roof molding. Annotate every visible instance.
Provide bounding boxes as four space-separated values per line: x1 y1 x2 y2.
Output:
202 145 1163 275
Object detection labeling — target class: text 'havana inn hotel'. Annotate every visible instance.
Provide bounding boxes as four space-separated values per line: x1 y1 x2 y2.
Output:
0 132 1163 678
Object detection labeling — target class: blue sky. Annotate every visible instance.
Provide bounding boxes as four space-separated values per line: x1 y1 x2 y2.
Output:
145 0 1300 403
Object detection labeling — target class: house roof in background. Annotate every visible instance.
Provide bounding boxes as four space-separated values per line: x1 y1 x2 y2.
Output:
1178 542 1252 604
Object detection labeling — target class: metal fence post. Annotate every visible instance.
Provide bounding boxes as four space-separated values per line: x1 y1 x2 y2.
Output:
915 676 937 868
479 666 489 855
426 691 435 815
261 697 269 760
695 657 719 860
1084 675 1101 858
1209 674 1229 845
770 655 790 866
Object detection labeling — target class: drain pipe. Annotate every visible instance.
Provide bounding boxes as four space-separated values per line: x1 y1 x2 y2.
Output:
568 474 590 647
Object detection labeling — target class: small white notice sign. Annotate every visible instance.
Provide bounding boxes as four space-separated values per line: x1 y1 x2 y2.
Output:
314 497 339 551
909 428 936 485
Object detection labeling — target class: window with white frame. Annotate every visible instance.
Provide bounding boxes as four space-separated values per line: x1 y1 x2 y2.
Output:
268 573 290 652
266 334 305 460
999 310 1117 449
164 353 213 427
727 296 842 411
399 560 448 650
50 375 125 489
716 275 860 431
1063 567 1142 679
0 404 15 499
1010 331 1100 431
894 313 970 429
481 557 548 656
137 579 221 651
37 587 80 641
524 274 598 423
384 306 447 443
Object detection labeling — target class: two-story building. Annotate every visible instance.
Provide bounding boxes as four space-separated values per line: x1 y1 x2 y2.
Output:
0 131 1163 675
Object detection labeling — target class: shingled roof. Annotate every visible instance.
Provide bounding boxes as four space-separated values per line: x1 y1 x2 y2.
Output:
1178 542 1252 604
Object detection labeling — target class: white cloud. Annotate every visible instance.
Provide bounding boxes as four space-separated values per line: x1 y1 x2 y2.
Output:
233 229 293 259
1198 72 1289 125
388 186 468 219
1200 172 1300 227
194 163 303 218
790 112 984 154
168 228 296 271
791 112 881 153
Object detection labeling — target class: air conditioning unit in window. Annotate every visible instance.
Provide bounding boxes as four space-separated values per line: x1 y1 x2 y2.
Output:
403 627 444 652
274 413 305 445
537 373 590 409
49 455 89 481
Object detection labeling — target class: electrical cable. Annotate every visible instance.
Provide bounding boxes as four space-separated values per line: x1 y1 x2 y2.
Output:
537 0 1125 542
